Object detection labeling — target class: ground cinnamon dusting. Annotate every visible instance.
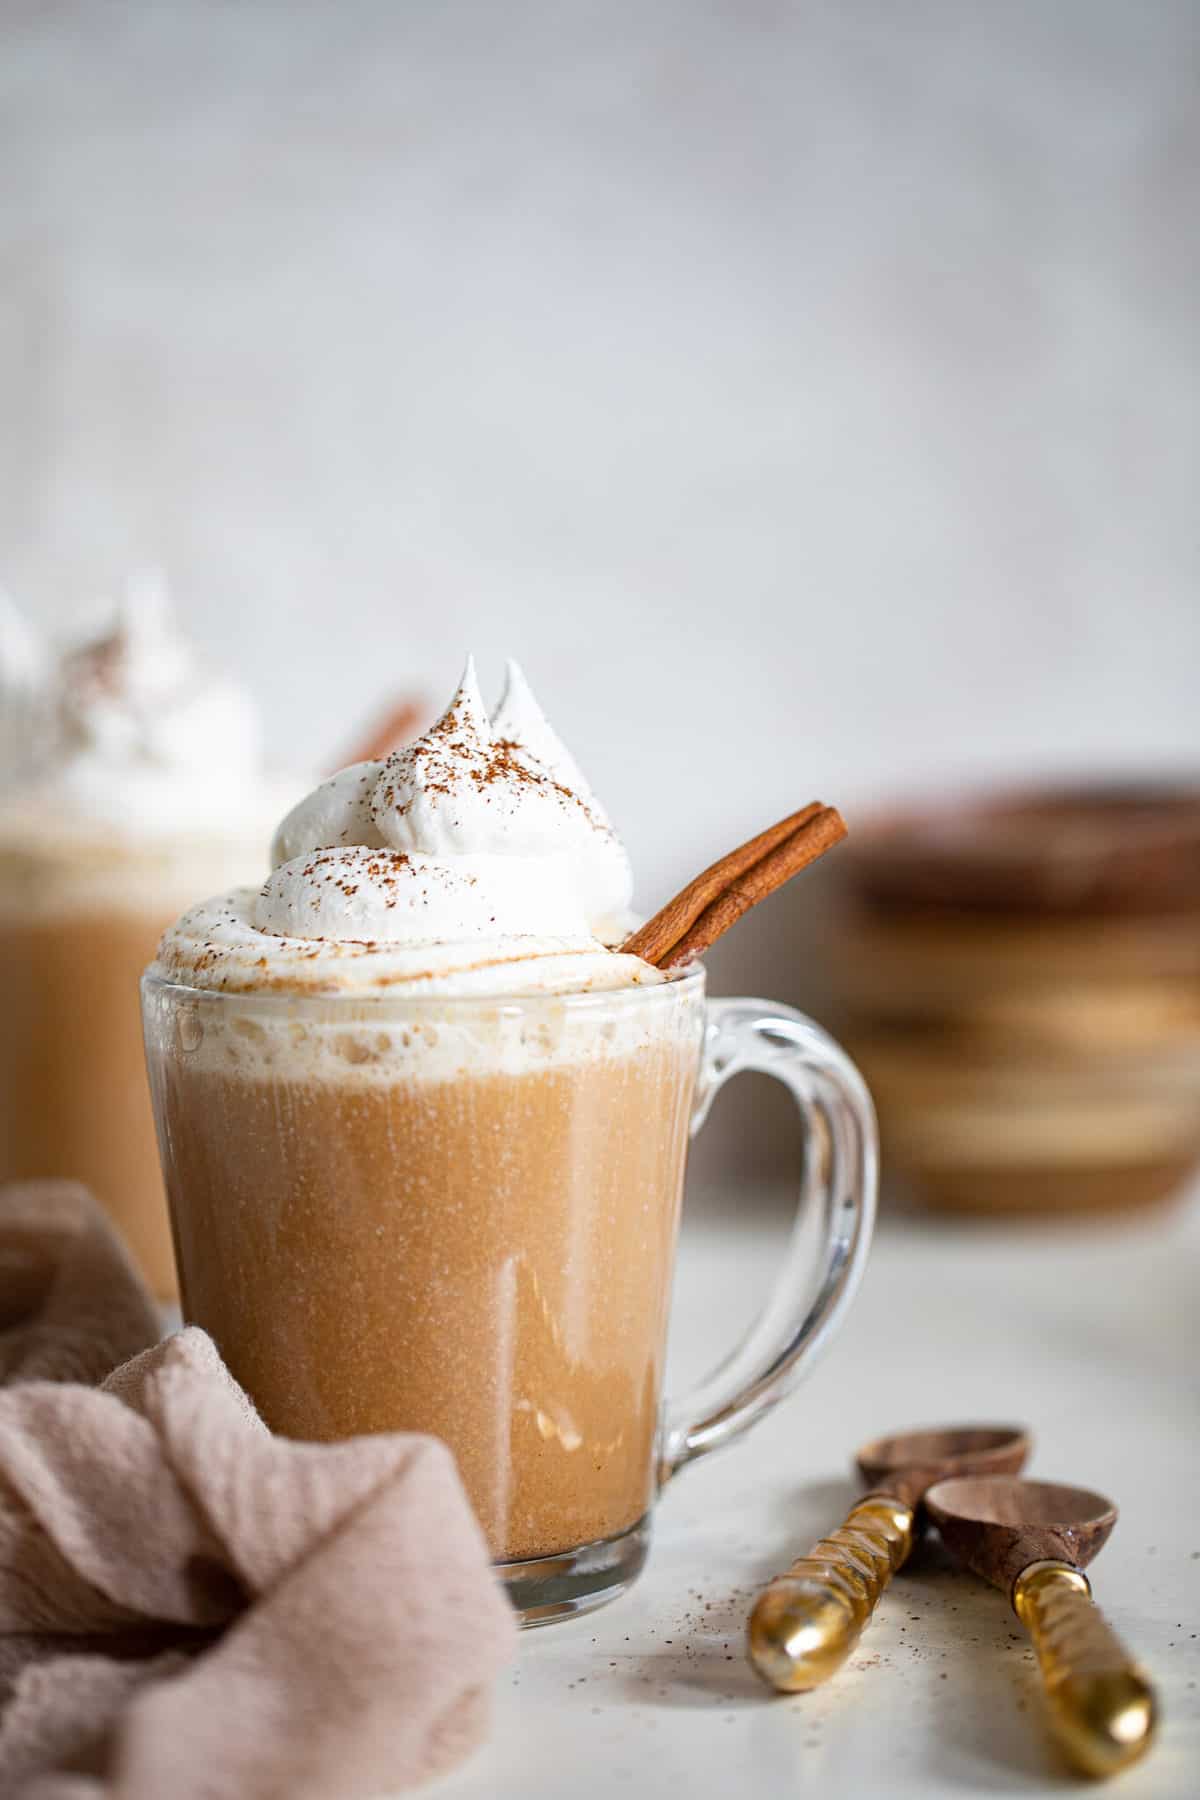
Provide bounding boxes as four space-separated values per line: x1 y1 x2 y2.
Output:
374 688 612 838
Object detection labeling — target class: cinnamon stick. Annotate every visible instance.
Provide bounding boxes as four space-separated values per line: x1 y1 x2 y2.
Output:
620 804 822 966
623 804 846 969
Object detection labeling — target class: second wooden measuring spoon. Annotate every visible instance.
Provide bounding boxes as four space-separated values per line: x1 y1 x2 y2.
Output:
748 1423 1029 1691
926 1475 1158 1779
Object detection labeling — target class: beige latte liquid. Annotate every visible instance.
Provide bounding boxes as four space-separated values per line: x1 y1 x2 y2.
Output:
153 1012 699 1560
1 905 176 1293
0 839 268 1300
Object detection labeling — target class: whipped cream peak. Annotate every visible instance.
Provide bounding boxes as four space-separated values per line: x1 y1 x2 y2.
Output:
1 576 299 848
58 575 260 776
248 658 637 980
370 657 598 860
492 657 593 801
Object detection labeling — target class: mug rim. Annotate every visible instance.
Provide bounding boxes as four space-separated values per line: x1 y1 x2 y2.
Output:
140 960 706 1016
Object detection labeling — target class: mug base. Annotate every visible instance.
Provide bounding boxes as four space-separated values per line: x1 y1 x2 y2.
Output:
497 1515 651 1628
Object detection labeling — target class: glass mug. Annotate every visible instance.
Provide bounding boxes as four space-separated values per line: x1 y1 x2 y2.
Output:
142 964 876 1625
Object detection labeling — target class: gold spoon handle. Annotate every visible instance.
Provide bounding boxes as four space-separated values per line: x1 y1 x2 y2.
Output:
1013 1561 1158 1778
746 1495 914 1692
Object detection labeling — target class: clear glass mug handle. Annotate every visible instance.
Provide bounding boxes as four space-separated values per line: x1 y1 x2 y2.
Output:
659 998 878 1484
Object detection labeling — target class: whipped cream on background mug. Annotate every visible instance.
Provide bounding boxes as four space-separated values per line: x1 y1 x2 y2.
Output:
145 658 876 1624
1 576 298 859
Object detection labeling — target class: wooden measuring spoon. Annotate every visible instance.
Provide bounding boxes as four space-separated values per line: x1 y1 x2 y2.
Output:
747 1423 1029 1692
926 1475 1157 1779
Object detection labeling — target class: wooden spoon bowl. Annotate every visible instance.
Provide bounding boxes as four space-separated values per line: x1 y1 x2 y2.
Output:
855 1424 1030 1512
926 1475 1116 1593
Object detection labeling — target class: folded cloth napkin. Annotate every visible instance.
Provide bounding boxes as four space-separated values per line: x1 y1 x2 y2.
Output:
0 1181 517 1800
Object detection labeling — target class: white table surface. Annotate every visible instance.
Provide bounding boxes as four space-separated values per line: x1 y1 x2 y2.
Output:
429 1182 1200 1800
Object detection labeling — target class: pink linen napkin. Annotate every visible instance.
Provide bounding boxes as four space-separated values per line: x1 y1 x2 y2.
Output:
0 1181 517 1800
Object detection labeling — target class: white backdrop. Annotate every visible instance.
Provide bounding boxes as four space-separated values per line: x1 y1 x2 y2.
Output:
4 0 1198 916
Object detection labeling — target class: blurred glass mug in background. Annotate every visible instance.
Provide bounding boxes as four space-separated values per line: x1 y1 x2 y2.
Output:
0 588 298 1298
142 966 876 1625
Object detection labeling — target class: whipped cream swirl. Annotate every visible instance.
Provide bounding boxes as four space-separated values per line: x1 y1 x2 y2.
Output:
158 659 647 996
264 658 633 946
1 576 292 846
